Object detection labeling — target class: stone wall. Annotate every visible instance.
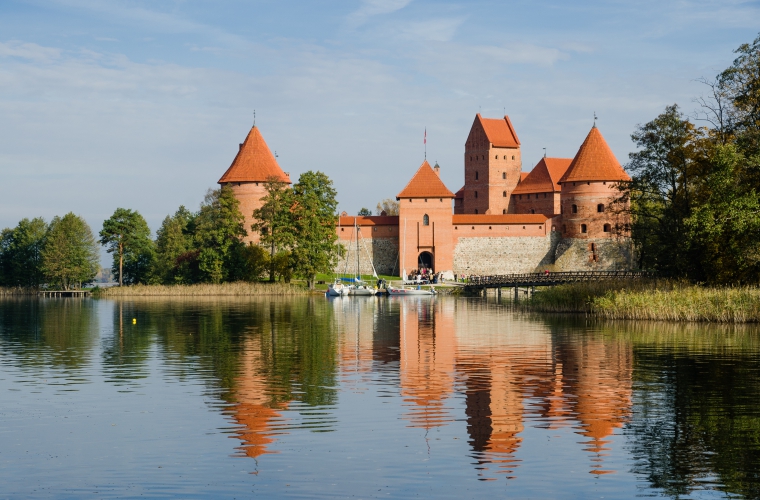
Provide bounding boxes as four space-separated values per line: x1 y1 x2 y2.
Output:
554 237 634 271
453 231 561 275
334 236 400 276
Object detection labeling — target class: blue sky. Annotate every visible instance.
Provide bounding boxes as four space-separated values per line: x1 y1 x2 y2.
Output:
1 0 759 239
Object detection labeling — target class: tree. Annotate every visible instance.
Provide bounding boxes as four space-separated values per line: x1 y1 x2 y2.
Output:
290 171 342 289
42 213 99 290
153 206 195 284
0 218 47 288
624 105 708 277
375 198 399 216
357 207 372 216
100 208 154 286
194 185 247 283
251 177 295 282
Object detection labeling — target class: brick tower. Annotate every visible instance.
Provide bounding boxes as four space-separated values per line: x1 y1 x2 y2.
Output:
218 125 291 244
396 160 456 275
558 125 631 240
461 114 522 215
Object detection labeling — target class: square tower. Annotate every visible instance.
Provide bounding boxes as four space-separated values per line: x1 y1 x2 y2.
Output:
462 114 522 215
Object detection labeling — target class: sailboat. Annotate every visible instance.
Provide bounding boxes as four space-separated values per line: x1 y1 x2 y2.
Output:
326 278 349 296
347 219 379 296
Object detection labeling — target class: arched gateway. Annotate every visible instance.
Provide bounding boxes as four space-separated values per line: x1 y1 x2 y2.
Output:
418 251 434 272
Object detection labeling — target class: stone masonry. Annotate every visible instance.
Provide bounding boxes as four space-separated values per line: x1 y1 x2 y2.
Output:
554 237 634 271
453 231 562 275
334 236 400 276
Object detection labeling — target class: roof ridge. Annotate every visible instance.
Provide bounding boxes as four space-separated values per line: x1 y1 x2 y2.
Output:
218 125 291 184
559 127 631 183
396 160 455 199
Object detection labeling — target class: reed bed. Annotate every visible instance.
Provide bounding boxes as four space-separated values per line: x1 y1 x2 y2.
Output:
0 287 37 296
95 282 307 297
530 280 760 322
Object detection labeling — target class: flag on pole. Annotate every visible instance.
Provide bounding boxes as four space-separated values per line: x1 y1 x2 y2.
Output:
424 128 426 144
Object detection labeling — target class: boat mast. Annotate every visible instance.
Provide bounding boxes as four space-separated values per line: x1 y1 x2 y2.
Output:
355 218 360 281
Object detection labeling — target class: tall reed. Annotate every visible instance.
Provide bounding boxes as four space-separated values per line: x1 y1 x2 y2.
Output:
94 282 307 297
529 280 760 322
0 287 37 296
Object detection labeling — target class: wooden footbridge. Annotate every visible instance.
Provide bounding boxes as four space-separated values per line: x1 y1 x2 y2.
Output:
464 271 652 297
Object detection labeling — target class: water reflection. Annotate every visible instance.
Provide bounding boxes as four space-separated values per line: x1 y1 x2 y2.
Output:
2 296 760 498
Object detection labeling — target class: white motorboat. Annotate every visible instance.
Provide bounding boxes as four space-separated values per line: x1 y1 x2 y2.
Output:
387 286 437 296
326 279 349 296
348 284 376 296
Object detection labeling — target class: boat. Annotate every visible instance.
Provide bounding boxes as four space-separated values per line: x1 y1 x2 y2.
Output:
387 285 437 296
326 278 349 296
345 218 380 297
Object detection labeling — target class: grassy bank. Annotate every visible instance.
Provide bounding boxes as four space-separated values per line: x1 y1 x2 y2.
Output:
529 281 760 322
94 282 307 297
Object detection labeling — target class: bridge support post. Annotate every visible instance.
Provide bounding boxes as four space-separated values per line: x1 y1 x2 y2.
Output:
497 287 501 300
514 286 518 302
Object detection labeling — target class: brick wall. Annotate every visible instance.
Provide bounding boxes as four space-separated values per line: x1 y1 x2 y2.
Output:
453 231 562 275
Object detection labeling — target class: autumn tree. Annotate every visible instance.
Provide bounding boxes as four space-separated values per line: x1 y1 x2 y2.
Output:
42 213 99 290
375 198 399 216
290 171 342 289
100 208 154 286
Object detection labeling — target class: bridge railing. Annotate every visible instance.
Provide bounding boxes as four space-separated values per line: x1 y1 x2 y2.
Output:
466 271 653 287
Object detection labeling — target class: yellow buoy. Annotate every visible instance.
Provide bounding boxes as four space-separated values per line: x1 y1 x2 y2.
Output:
132 318 136 324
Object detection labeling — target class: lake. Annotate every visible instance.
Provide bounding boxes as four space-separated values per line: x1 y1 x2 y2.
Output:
1 296 759 499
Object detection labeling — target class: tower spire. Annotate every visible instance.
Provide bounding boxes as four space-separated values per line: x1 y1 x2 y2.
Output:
253 110 256 127
593 111 597 128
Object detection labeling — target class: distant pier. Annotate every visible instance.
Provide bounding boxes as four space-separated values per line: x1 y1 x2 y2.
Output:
38 290 91 298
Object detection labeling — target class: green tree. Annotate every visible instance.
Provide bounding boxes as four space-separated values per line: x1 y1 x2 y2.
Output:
357 207 372 216
718 33 760 155
251 177 295 282
100 208 154 286
625 105 708 277
290 171 342 289
0 218 47 288
153 206 195 284
42 213 99 290
195 185 247 283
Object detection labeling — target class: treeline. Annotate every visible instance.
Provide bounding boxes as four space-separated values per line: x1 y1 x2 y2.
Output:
0 214 99 290
623 33 760 285
0 170 341 291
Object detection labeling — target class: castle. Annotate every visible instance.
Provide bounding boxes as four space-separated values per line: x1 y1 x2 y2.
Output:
218 114 633 276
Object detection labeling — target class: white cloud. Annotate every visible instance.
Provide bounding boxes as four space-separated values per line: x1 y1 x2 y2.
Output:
0 41 61 62
346 0 414 27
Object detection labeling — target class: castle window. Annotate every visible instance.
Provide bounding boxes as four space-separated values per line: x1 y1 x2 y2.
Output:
561 206 564 214
503 209 507 214
489 226 492 230
503 191 507 197
581 224 587 233
544 193 547 198
589 243 596 252
423 214 429 226
495 155 498 159
439 198 442 202
474 209 478 214
604 223 611 232
475 171 479 180
455 226 458 230
474 191 478 198
425 198 428 202
536 194 539 199
572 204 578 213
256 182 259 186
603 181 607 185
522 226 526 229
409 199 412 202
341 228 344 231
597 204 605 213
470 156 472 161
519 195 522 200
502 172 506 179
539 225 542 229
512 155 515 160
530 209 535 214
563 224 566 232
503 155 507 160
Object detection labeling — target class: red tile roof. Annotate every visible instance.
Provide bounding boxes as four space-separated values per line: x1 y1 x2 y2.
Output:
338 216 399 226
455 186 464 199
477 114 520 148
218 126 291 184
396 160 455 199
520 172 530 182
512 157 573 194
559 127 631 183
452 214 551 225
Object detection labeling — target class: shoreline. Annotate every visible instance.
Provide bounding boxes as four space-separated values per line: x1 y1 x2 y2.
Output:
93 282 308 297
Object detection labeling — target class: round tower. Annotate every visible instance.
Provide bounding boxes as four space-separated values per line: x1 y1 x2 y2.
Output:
558 125 630 239
217 125 291 245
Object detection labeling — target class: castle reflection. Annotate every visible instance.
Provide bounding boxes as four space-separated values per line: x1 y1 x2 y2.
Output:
227 296 632 479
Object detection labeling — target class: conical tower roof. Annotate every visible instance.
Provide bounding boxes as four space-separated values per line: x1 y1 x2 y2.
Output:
559 127 630 184
396 160 455 199
218 126 291 184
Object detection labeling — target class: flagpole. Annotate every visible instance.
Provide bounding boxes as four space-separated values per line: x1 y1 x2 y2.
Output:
424 127 427 160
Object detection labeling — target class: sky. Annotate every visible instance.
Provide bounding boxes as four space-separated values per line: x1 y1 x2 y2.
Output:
1 0 759 241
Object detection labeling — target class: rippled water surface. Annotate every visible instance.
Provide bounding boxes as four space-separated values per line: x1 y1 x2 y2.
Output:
2 296 760 499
